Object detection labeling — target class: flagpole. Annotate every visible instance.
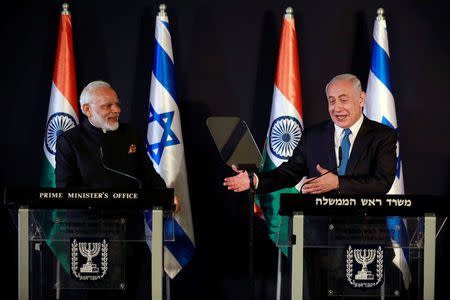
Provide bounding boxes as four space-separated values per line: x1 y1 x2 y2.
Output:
61 2 69 15
146 1 196 294
275 8 296 300
249 189 255 300
55 261 61 300
53 7 67 296
365 7 411 293
158 5 171 300
165 272 171 300
255 5 304 300
43 3 77 299
276 248 282 300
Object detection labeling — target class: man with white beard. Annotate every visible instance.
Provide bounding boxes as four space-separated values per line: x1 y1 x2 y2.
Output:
54 80 178 299
55 80 171 192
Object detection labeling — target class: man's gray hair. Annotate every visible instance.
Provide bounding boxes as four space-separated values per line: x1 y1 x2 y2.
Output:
325 73 362 97
79 80 112 114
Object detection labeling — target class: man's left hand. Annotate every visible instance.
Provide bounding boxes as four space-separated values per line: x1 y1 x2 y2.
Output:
302 164 339 194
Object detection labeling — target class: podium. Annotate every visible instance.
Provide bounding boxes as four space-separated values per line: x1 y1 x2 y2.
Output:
4 188 174 300
278 194 447 300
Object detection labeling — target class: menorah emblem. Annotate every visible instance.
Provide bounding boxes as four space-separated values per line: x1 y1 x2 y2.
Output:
345 244 384 289
71 238 109 281
354 249 376 280
79 242 101 273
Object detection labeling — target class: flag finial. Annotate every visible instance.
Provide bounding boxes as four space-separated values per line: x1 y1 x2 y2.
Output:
61 3 70 15
376 8 385 20
159 4 167 17
284 7 294 19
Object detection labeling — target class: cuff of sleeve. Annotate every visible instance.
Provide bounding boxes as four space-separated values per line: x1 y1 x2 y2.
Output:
248 172 255 189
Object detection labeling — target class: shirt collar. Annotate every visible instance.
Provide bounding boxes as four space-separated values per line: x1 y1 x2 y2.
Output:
82 118 106 135
334 113 364 138
84 118 117 134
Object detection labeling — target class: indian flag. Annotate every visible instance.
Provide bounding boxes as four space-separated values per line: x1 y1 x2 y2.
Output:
41 3 78 187
255 7 304 256
38 3 79 273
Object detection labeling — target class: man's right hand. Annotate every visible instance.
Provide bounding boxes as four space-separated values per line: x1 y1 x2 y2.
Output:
223 164 251 192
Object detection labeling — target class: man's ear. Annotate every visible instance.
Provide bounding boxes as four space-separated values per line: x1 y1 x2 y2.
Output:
82 103 91 118
359 91 366 107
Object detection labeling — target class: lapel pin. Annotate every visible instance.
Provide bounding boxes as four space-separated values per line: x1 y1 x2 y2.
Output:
128 144 137 154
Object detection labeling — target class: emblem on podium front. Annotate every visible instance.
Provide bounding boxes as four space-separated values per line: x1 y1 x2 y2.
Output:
345 244 384 289
71 238 109 281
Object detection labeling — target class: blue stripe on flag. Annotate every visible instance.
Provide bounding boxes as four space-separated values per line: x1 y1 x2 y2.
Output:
161 20 170 31
163 218 195 267
387 217 409 261
144 212 195 267
370 39 393 94
152 38 178 104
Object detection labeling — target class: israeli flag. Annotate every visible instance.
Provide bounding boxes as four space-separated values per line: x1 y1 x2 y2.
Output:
145 6 195 279
364 8 410 289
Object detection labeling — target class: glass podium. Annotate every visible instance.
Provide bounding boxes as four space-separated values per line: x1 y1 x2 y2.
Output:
5 188 174 300
278 194 447 299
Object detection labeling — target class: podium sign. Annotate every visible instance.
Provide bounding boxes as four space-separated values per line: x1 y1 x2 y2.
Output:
279 194 447 300
5 188 174 300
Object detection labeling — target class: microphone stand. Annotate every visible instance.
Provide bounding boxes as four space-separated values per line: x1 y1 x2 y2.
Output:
242 165 258 300
99 146 142 189
299 147 342 194
248 184 256 300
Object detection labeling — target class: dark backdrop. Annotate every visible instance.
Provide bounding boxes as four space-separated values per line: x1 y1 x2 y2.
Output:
2 0 449 299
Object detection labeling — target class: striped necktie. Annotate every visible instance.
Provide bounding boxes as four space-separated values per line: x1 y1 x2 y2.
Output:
338 128 351 175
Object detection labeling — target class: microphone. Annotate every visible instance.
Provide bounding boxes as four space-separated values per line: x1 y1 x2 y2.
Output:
300 147 342 194
99 146 142 189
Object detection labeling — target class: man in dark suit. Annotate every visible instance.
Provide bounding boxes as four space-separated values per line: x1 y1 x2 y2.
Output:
56 80 168 191
224 73 398 299
54 80 178 300
224 73 397 194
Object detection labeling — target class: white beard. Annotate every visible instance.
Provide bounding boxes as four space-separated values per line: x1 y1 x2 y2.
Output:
90 111 119 132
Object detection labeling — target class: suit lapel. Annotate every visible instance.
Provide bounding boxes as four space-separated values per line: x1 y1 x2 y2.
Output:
346 117 373 175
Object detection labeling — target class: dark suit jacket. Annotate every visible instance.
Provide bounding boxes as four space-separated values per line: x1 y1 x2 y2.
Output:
55 119 166 189
257 116 397 194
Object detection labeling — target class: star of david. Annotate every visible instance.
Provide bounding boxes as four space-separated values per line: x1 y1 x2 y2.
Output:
147 104 180 165
382 116 401 178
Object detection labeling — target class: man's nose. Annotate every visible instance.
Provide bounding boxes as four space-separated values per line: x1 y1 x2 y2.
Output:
111 103 121 113
334 100 343 110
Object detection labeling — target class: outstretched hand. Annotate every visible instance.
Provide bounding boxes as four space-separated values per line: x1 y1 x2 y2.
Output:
301 164 339 194
223 164 251 192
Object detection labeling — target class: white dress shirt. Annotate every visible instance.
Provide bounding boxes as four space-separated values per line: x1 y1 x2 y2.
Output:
334 114 364 166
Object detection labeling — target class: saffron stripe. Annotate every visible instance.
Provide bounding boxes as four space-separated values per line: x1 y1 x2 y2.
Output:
53 14 78 114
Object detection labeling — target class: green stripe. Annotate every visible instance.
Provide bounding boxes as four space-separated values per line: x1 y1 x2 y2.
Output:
255 144 298 257
38 155 70 273
40 155 56 188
